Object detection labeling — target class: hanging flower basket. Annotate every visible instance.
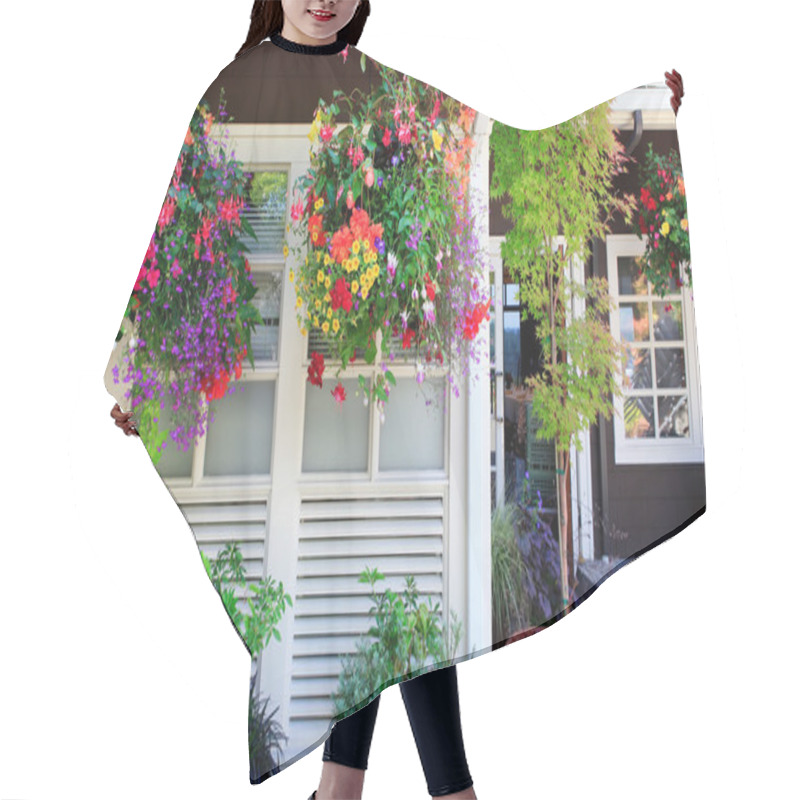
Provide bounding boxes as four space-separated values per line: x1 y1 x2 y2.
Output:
287 57 491 408
112 92 263 461
635 141 692 297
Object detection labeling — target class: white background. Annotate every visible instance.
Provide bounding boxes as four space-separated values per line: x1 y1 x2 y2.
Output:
1 1 795 798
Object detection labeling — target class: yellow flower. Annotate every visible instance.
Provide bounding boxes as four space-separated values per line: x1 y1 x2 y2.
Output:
296 296 302 309
316 250 322 262
317 269 324 283
326 307 333 319
324 254 332 266
283 243 289 257
332 318 340 333
315 197 324 211
314 315 320 327
432 129 443 152
324 292 331 303
680 218 689 231
301 327 308 336
315 299 322 310
660 221 670 236
324 276 331 289
360 287 369 300
353 240 361 255
289 269 295 283
322 320 330 333
351 280 359 293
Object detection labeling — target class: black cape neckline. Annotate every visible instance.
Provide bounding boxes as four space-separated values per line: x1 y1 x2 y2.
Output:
270 31 349 55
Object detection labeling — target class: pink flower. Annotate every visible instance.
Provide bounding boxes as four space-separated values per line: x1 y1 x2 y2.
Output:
158 196 176 232
331 381 347 405
397 123 412 146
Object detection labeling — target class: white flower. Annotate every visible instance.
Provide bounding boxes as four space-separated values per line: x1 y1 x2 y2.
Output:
387 251 398 279
129 337 138 350
422 299 436 324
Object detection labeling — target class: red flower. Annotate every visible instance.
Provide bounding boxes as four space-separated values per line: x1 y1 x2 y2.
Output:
217 194 244 228
308 214 327 248
308 351 325 388
424 271 436 301
402 328 416 349
158 196 176 232
463 300 491 341
201 369 231 402
330 277 353 312
331 381 346 405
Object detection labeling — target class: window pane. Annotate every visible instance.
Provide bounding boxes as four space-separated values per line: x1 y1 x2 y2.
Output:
379 377 445 471
204 380 275 476
250 271 282 361
621 345 652 390
152 399 194 479
240 171 288 256
624 396 654 439
619 302 650 343
653 301 684 341
503 310 521 385
658 395 690 438
504 284 520 305
655 347 686 389
617 256 648 296
302 378 369 472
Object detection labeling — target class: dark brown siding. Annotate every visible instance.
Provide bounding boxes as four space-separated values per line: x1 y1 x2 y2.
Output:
201 40 377 124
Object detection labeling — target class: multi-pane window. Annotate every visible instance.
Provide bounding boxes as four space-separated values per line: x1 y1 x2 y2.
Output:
302 331 448 476
607 235 703 464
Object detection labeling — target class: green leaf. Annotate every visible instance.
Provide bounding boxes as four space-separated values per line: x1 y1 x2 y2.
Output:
385 370 396 387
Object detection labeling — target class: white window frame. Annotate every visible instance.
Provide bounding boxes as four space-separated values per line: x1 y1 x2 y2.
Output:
606 234 704 465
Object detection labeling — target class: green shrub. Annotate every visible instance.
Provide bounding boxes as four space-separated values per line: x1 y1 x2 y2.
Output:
331 566 463 717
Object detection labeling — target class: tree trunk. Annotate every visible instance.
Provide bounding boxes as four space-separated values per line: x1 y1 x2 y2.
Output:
556 447 572 610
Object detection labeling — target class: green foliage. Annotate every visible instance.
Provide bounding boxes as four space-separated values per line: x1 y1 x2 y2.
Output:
201 542 293 657
489 105 636 453
331 566 463 717
491 502 528 640
248 673 288 783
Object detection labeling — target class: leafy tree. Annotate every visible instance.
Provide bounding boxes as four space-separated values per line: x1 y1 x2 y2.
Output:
489 104 637 604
